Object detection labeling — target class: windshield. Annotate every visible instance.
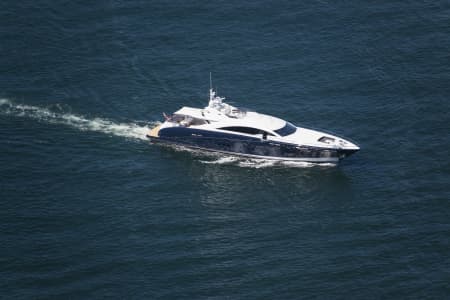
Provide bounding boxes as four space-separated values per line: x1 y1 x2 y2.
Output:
274 122 297 136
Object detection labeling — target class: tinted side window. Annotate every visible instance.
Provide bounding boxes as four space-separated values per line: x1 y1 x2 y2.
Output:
219 126 260 134
274 122 297 136
219 126 273 136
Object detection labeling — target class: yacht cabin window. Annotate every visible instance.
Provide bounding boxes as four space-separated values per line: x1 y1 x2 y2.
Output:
274 122 297 136
219 126 274 136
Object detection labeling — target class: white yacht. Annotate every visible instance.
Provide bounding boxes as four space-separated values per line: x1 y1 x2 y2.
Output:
147 84 359 163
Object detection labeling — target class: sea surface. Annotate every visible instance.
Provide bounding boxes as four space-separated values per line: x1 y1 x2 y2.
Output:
1 1 450 298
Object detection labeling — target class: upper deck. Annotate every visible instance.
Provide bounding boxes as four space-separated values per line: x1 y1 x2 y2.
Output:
173 105 286 133
172 88 287 133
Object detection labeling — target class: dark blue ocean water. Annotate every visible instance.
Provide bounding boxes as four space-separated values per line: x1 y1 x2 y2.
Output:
1 1 450 298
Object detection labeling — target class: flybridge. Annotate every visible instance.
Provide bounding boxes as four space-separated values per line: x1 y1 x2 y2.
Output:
207 88 246 119
207 73 246 119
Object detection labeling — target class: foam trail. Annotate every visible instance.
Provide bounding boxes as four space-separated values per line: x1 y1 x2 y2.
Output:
0 98 158 141
200 155 336 169
0 99 337 168
200 156 239 165
238 159 278 168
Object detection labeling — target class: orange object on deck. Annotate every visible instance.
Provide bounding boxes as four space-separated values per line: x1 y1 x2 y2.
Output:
148 125 161 138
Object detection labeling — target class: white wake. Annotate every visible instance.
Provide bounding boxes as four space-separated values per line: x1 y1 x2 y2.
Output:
0 98 336 168
0 98 158 141
201 157 336 168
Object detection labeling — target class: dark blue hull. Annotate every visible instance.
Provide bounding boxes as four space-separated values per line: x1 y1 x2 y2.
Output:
148 127 356 162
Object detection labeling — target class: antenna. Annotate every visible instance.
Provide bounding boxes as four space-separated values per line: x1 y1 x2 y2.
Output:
209 72 214 102
209 72 212 90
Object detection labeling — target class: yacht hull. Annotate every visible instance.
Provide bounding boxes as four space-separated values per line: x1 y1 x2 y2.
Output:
147 127 356 163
